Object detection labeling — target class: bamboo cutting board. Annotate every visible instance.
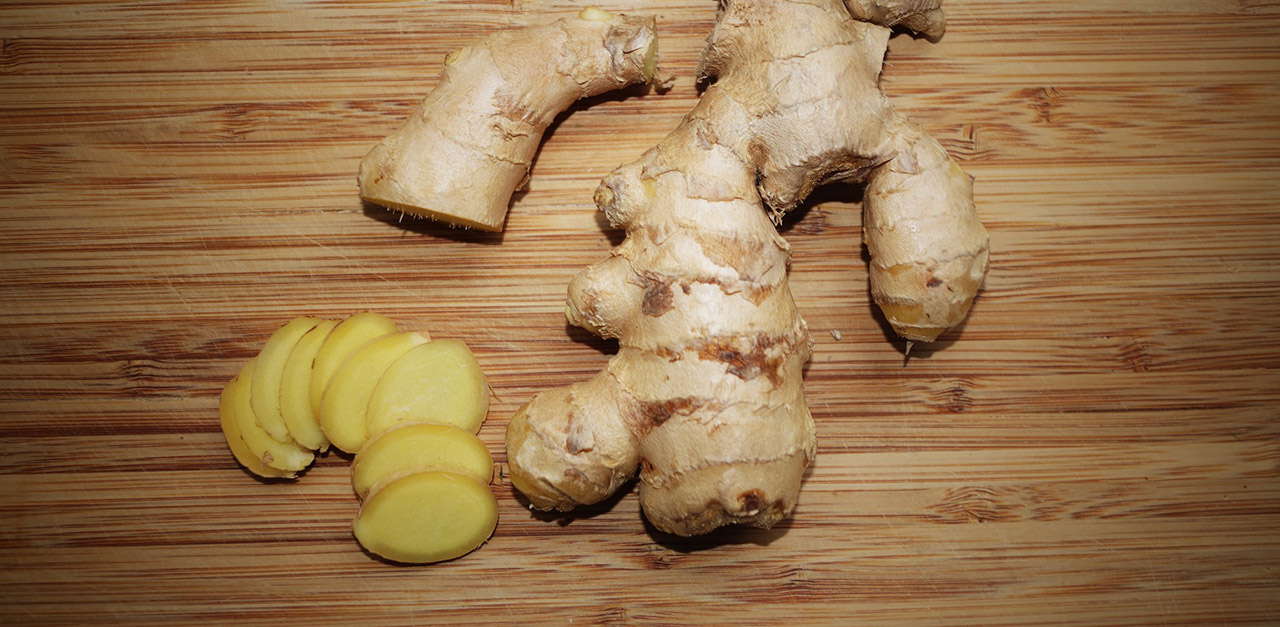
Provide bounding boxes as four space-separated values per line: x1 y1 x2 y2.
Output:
2 0 1278 624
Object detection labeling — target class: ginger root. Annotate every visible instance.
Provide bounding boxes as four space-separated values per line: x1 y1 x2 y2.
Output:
506 0 988 536
359 7 659 231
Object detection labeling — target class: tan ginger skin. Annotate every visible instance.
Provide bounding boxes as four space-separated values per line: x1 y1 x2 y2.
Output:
359 8 658 231
506 0 988 536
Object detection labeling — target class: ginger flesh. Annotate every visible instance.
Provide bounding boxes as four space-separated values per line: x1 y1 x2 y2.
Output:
366 339 490 438
217 313 500 563
352 422 493 499
309 312 399 418
358 7 659 231
227 358 314 476
353 471 498 564
279 319 339 451
506 0 988 536
220 362 292 479
250 316 324 444
319 331 430 453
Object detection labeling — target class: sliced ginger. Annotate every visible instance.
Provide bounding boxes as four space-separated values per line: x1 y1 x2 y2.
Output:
353 471 497 564
250 316 325 443
319 331 430 453
280 319 339 450
220 363 291 479
352 423 492 499
230 358 314 476
309 312 399 418
366 339 489 438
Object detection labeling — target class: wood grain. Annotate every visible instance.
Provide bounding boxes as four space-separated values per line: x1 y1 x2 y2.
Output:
2 0 1278 624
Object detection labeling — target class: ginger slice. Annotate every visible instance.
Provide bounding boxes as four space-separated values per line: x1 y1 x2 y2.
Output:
366 339 489 438
279 319 339 451
250 316 325 443
353 471 497 564
232 359 314 475
319 331 430 453
352 423 493 499
219 364 291 479
309 312 399 417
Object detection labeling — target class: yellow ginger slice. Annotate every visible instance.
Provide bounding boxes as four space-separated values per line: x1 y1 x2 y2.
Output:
366 339 489 438
352 423 493 499
250 317 325 443
279 319 339 450
232 359 314 476
309 312 399 417
219 364 290 479
353 471 497 564
319 331 430 453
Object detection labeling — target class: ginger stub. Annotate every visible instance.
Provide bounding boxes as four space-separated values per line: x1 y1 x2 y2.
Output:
359 7 659 231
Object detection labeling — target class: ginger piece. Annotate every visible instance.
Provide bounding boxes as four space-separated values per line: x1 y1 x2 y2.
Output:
358 7 659 231
506 0 987 535
230 359 314 476
279 319 339 451
352 423 493 499
863 117 989 341
250 316 325 444
843 0 947 39
309 312 398 418
366 339 489 438
219 363 291 479
353 471 498 564
319 331 430 453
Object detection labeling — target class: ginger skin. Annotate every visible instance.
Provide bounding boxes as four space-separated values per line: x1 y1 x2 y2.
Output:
359 8 658 231
506 0 988 536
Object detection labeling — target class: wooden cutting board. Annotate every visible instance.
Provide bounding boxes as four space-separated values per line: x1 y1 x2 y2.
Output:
2 0 1278 623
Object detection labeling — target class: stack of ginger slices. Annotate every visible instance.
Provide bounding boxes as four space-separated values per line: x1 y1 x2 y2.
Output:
218 312 496 563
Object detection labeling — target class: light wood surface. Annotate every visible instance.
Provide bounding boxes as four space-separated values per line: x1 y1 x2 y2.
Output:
3 1 1278 624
